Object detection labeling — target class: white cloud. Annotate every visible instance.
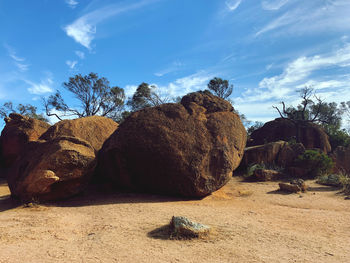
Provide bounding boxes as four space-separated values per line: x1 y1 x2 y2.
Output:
65 0 78 9
64 0 159 49
261 0 289 11
256 1 350 37
154 61 183 77
4 44 30 71
65 19 96 49
15 62 30 72
75 50 85 59
66 60 78 69
25 78 54 95
160 72 213 98
124 85 138 98
225 0 242 11
236 43 350 120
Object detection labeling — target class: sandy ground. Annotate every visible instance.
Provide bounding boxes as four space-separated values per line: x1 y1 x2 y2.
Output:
0 177 349 263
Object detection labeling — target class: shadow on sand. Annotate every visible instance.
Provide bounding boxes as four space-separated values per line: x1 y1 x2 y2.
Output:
147 224 172 240
0 179 194 212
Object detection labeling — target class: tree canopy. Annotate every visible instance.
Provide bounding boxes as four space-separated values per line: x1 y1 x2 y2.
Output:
44 73 125 121
127 82 170 112
0 101 48 122
273 87 342 127
207 77 233 100
273 87 350 148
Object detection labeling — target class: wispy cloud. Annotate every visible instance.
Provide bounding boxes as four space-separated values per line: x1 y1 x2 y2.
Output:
75 50 85 59
236 43 350 117
25 77 54 95
4 44 30 72
256 1 350 37
65 0 79 9
154 61 183 77
64 0 159 49
66 60 78 69
261 0 289 11
225 0 242 11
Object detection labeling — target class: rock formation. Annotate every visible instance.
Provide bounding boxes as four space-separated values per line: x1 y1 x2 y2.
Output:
97 91 247 197
240 141 305 169
7 136 96 201
40 116 118 152
0 113 50 168
249 118 331 153
331 145 350 174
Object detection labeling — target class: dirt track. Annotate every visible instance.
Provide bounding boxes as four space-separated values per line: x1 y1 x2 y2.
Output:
0 177 349 263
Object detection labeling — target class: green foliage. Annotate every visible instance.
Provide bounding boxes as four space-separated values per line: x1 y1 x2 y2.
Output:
244 162 284 179
207 77 233 100
247 121 264 137
274 87 342 127
44 72 125 121
127 82 171 112
324 125 350 149
0 101 48 122
316 173 349 187
295 150 333 178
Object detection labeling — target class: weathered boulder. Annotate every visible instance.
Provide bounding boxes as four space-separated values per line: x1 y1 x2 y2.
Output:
0 113 50 168
331 146 350 174
249 118 331 153
170 216 210 239
279 179 307 193
97 91 247 197
40 116 118 152
253 169 284 181
7 136 96 201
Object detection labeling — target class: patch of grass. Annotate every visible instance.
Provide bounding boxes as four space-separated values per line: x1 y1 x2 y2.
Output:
317 172 350 194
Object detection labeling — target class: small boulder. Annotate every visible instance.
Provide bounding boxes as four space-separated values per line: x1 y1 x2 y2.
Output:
0 113 50 168
7 136 96 201
40 116 118 152
170 216 210 239
279 179 307 193
97 91 247 197
253 169 284 181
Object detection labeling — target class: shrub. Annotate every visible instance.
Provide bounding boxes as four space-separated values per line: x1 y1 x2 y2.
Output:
295 150 333 179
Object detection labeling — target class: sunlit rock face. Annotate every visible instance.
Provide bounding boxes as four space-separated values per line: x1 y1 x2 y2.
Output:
97 91 247 197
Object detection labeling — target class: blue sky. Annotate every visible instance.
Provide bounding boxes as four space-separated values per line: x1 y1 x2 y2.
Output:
1 0 350 126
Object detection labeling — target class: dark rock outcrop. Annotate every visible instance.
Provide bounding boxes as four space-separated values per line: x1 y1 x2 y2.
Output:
0 113 50 169
331 146 350 174
249 118 331 153
97 91 247 197
240 141 305 169
7 136 96 201
40 116 118 152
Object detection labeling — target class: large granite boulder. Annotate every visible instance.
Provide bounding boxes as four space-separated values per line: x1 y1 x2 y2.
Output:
97 91 247 197
249 118 331 153
40 116 118 152
331 145 350 174
0 113 50 168
7 136 96 201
